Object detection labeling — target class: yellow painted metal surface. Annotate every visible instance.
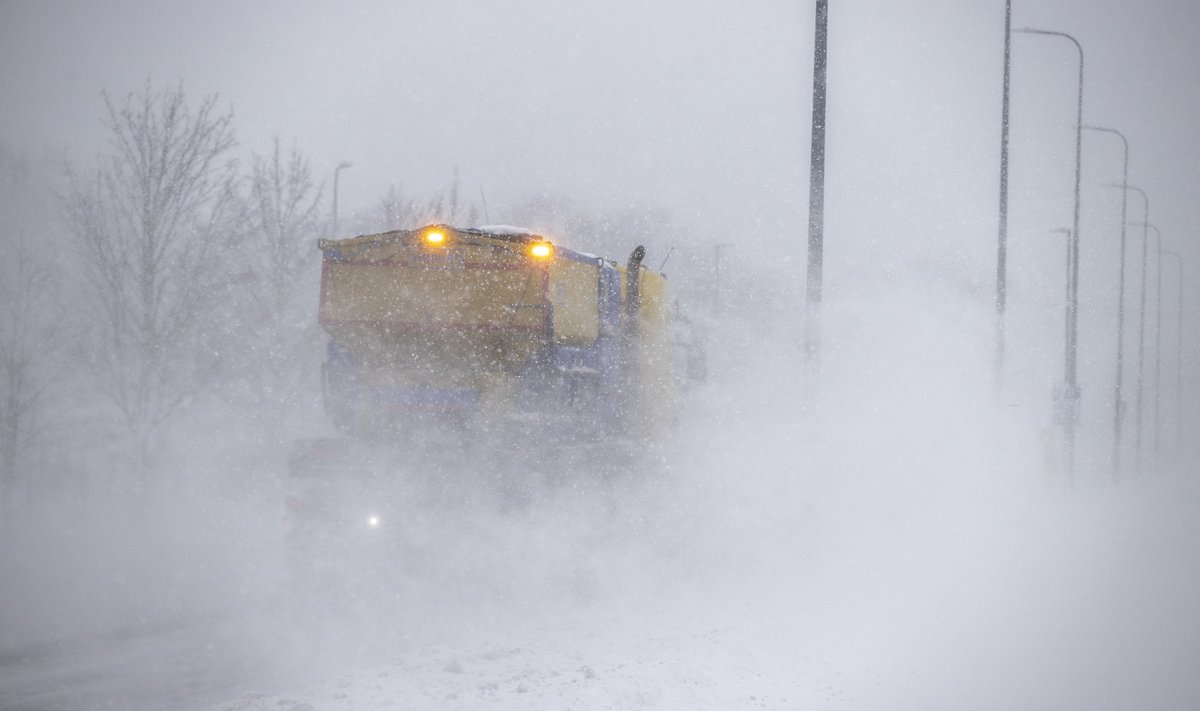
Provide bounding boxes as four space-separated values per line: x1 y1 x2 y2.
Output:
319 228 551 434
633 269 678 437
548 257 600 346
317 224 682 441
322 260 539 329
320 234 541 330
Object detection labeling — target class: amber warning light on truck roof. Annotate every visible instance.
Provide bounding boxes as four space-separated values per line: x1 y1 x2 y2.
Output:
423 229 447 246
528 241 553 259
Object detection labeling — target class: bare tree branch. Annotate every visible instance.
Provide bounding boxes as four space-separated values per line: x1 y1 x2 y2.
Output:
65 83 239 489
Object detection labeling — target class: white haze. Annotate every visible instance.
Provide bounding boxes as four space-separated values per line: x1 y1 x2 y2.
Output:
2 1 1199 710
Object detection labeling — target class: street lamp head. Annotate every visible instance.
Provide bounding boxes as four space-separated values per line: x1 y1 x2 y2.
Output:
1104 183 1147 202
1015 26 1070 37
1127 222 1163 242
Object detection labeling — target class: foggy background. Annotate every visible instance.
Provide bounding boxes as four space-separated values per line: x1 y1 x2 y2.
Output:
1 1 1198 709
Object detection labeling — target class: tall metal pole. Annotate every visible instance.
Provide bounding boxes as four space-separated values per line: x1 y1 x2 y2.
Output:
1129 220 1162 474
1016 28 1084 481
1134 209 1149 474
1173 254 1183 459
995 0 1013 385
805 0 829 365
1085 126 1129 481
1162 250 1184 462
1051 230 1073 379
1149 224 1164 474
1108 184 1148 472
333 160 352 236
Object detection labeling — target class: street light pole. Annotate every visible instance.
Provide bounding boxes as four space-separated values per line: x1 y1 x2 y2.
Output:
1051 229 1073 375
1051 229 1073 317
1161 250 1184 462
995 0 1013 385
1149 224 1164 475
333 160 353 236
1016 27 1085 481
1085 125 1130 481
1129 220 1163 474
1106 184 1149 472
806 0 829 366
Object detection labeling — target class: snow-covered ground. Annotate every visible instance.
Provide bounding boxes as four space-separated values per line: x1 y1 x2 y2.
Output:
205 455 1200 711
206 293 1200 711
4 288 1198 710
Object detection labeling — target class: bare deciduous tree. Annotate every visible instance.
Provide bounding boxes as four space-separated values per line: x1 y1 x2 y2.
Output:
507 193 600 245
0 149 68 515
0 242 63 507
249 138 323 330
362 178 480 235
234 137 324 438
65 83 239 490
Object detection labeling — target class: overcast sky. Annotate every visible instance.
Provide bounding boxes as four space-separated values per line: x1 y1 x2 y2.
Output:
2 0 1197 293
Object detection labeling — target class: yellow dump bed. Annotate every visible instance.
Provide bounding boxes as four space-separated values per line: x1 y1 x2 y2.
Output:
318 224 676 437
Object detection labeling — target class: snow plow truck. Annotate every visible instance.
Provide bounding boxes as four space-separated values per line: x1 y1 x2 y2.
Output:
283 224 698 583
288 223 695 477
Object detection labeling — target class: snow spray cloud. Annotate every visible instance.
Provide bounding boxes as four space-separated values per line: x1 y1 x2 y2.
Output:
1 1 1199 708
